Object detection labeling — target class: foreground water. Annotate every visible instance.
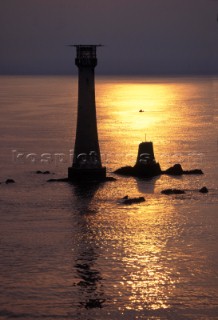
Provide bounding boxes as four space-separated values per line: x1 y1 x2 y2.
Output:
0 75 218 319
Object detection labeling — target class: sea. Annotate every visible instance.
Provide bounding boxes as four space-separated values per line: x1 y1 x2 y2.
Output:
0 75 218 320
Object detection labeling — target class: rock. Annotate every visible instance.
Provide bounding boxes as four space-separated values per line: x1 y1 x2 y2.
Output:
104 176 117 181
162 187 208 195
163 164 203 175
123 196 145 205
122 195 129 200
47 178 69 182
161 189 185 195
114 141 204 179
36 170 51 174
164 164 184 175
43 171 50 174
116 163 203 178
199 186 208 193
82 298 105 309
114 162 161 178
184 169 203 175
5 179 15 184
114 166 134 176
133 162 162 177
47 176 116 183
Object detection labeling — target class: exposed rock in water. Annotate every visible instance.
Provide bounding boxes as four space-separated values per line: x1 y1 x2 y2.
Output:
114 166 134 176
123 196 145 205
114 162 161 178
47 176 116 183
162 187 209 195
47 178 69 183
185 169 203 175
161 189 186 195
134 162 162 177
115 142 202 178
163 164 203 175
115 163 203 178
81 298 105 309
199 186 209 193
114 141 162 178
36 170 51 174
5 179 15 184
122 195 129 200
105 176 117 181
163 164 183 175
43 171 50 175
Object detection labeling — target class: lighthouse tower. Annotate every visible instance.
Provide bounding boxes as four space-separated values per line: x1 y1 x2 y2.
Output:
68 45 106 181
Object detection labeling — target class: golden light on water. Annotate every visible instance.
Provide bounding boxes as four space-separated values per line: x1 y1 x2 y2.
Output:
97 77 210 171
93 77 216 313
84 188 181 312
117 203 178 311
0 75 217 318
99 80 176 132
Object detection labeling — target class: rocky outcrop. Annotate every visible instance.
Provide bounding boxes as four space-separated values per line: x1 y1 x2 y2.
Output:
5 179 15 184
104 176 117 182
161 187 209 195
114 166 134 176
114 162 161 178
163 164 203 175
122 196 145 205
47 176 116 183
199 186 209 193
36 170 51 174
114 142 203 179
115 141 162 178
47 178 69 182
161 189 185 195
114 162 203 178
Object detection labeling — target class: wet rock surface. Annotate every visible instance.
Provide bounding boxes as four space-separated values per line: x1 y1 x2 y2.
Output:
122 196 145 205
114 163 161 178
47 176 116 183
114 166 134 176
161 187 209 195
36 170 51 174
5 179 15 184
199 186 209 193
47 178 69 183
104 176 117 181
161 189 186 195
115 163 203 178
163 164 203 175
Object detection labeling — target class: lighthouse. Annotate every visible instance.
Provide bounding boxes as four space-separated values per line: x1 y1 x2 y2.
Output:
68 45 106 181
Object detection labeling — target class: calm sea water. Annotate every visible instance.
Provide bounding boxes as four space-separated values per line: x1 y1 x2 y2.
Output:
0 75 218 320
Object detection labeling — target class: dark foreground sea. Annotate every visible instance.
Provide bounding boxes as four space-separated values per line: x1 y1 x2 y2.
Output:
0 75 218 320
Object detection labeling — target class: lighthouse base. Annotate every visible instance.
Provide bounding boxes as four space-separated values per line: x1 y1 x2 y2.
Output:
68 167 106 182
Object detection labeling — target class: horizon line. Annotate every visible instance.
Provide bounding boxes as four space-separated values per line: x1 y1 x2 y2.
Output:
0 72 218 77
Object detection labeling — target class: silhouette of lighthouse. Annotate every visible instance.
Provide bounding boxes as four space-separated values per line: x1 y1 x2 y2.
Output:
68 45 106 181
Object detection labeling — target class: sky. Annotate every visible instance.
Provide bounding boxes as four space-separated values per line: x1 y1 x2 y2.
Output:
0 0 218 75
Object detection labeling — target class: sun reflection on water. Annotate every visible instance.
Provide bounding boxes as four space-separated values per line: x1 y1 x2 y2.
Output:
70 76 218 315
118 204 177 311
98 79 178 130
80 185 181 312
97 77 212 172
